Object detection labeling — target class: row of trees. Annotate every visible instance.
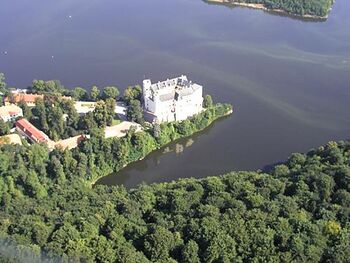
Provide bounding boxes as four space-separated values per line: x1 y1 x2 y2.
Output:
30 79 120 101
0 139 349 262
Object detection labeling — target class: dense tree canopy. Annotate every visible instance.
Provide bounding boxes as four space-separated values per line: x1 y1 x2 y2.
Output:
127 99 144 125
203 95 213 108
1 74 346 262
90 86 101 101
0 120 10 136
71 87 88 101
102 86 120 100
207 0 334 17
0 139 349 262
123 85 142 105
0 73 6 92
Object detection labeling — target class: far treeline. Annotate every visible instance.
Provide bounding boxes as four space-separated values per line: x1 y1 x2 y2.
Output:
207 0 334 18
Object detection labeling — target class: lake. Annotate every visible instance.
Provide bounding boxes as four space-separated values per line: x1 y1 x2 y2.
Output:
1 0 349 188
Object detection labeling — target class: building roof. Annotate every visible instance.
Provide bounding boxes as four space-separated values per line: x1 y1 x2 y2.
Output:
147 75 202 102
176 88 196 97
15 118 49 143
159 91 176 102
149 75 187 92
0 104 22 119
5 93 44 104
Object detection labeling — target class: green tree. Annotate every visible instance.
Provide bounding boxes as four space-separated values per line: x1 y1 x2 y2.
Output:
0 73 6 106
0 73 6 92
127 100 144 124
123 85 142 105
72 87 88 100
105 98 116 126
90 86 101 101
143 226 176 261
0 120 10 136
32 98 49 133
18 101 33 120
203 94 213 108
31 79 64 94
93 101 108 128
79 112 97 131
181 240 200 263
152 122 161 141
61 99 79 131
102 86 119 100
25 171 47 199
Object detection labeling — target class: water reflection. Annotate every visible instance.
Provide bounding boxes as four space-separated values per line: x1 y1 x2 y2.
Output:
163 138 195 155
95 137 198 187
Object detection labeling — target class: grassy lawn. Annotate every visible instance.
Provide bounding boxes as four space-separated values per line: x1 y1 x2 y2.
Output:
111 119 122 126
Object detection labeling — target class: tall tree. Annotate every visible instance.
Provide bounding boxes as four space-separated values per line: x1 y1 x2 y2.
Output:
123 85 142 105
90 86 101 101
105 98 116 126
203 94 213 108
0 120 10 136
72 87 88 101
32 98 49 133
93 101 108 128
0 73 6 92
127 99 144 124
102 86 119 100
18 101 33 120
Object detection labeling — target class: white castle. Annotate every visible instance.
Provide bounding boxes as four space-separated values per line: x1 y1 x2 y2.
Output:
143 75 203 123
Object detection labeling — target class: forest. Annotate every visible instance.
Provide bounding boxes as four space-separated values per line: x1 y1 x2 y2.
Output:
0 140 349 262
206 0 334 17
1 75 349 262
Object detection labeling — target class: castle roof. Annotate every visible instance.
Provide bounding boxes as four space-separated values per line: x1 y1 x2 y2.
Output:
148 75 202 102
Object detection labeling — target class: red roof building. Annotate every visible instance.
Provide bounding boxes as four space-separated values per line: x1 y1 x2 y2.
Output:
4 94 44 106
15 119 50 143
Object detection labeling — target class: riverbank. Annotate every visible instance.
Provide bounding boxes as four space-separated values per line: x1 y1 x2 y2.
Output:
90 104 233 187
205 0 332 20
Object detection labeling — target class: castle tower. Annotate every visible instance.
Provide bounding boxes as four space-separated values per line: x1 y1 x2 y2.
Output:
143 79 152 99
143 79 153 112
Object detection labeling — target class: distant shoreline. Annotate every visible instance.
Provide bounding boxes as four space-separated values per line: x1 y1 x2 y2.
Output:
205 0 330 20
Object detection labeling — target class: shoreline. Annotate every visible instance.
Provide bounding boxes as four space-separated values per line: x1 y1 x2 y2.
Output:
90 108 233 187
205 0 330 20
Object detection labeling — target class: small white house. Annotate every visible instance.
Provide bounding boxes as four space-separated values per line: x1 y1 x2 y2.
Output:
0 104 23 122
10 89 28 94
143 75 203 123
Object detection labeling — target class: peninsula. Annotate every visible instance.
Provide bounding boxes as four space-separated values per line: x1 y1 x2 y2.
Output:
204 0 334 19
0 74 233 186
